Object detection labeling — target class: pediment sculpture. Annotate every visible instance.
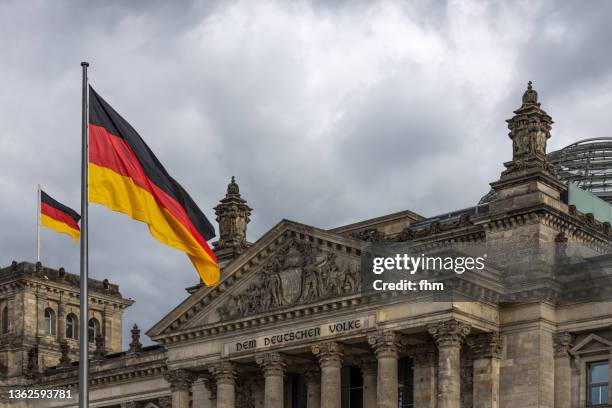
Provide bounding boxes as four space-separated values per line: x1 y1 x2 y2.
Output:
217 240 361 319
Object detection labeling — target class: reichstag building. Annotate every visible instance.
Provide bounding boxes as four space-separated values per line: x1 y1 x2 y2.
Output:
2 83 612 408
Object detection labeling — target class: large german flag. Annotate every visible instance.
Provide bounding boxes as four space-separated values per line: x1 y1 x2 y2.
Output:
40 190 81 241
88 86 220 285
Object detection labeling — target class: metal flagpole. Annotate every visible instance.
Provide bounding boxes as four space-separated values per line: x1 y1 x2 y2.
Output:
79 61 89 408
36 184 41 262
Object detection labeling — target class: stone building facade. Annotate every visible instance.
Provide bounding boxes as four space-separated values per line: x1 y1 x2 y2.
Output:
2 83 612 408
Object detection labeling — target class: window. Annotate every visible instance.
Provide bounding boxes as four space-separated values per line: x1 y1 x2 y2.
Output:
398 357 414 408
341 366 363 408
88 318 99 343
1 306 7 334
44 308 56 336
66 314 78 339
587 361 609 406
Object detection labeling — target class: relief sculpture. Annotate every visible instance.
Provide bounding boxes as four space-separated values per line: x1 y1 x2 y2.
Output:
217 240 360 319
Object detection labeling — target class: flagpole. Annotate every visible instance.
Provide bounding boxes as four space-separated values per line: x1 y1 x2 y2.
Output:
36 185 41 262
79 61 89 408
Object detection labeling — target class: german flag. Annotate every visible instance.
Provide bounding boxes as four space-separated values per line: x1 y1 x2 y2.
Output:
88 86 220 285
40 190 81 241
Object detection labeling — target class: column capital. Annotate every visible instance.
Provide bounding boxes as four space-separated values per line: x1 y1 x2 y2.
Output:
406 343 436 366
428 319 471 348
255 351 286 377
303 364 320 384
358 355 377 376
209 361 237 385
157 396 171 408
467 332 503 359
368 330 403 358
553 332 574 358
312 341 343 367
163 369 196 392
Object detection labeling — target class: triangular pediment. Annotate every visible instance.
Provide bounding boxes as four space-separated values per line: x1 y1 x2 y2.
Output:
147 220 363 340
570 334 612 356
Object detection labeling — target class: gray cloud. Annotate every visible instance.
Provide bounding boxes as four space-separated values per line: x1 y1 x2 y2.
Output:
1 0 612 346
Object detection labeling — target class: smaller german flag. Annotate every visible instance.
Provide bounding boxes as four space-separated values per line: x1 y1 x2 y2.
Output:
40 190 81 241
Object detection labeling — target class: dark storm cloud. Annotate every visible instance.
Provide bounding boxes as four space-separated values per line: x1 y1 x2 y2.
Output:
1 0 612 346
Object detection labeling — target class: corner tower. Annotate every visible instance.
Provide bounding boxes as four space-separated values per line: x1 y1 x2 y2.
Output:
213 176 252 267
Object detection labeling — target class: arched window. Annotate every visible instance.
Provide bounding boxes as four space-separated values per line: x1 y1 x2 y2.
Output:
66 313 78 339
88 318 100 343
1 306 7 334
44 308 56 336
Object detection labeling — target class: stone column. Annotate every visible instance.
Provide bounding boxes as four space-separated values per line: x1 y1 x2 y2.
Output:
553 332 573 408
359 356 377 408
256 352 286 408
57 299 66 341
163 369 195 408
210 361 237 408
428 319 471 408
192 377 214 408
467 332 503 408
304 365 321 408
408 344 436 408
368 330 402 408
312 341 343 408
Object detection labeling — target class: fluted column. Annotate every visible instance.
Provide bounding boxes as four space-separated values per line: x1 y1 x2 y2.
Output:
408 344 436 408
210 362 237 408
428 319 471 408
359 356 377 408
312 341 343 408
164 369 195 408
304 365 321 408
256 352 286 408
553 332 573 408
368 331 402 408
467 332 503 408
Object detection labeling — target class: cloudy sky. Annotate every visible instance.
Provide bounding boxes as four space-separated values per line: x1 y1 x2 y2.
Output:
1 0 612 346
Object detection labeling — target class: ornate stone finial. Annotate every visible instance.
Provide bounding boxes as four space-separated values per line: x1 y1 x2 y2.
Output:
164 369 196 392
58 340 71 367
93 334 106 360
522 81 538 105
227 176 239 195
129 324 143 353
428 319 471 347
213 176 253 261
491 81 560 189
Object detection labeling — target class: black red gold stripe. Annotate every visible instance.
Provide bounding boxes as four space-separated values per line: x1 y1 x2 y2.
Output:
40 190 80 240
88 86 219 285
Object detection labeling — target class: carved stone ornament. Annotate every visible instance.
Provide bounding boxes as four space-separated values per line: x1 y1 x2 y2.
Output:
428 319 471 348
311 341 344 366
129 324 143 354
255 352 286 377
466 332 503 359
163 369 196 392
501 81 555 177
157 396 172 408
553 332 574 358
209 361 237 385
350 228 383 242
408 343 436 366
217 240 360 319
368 330 403 358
